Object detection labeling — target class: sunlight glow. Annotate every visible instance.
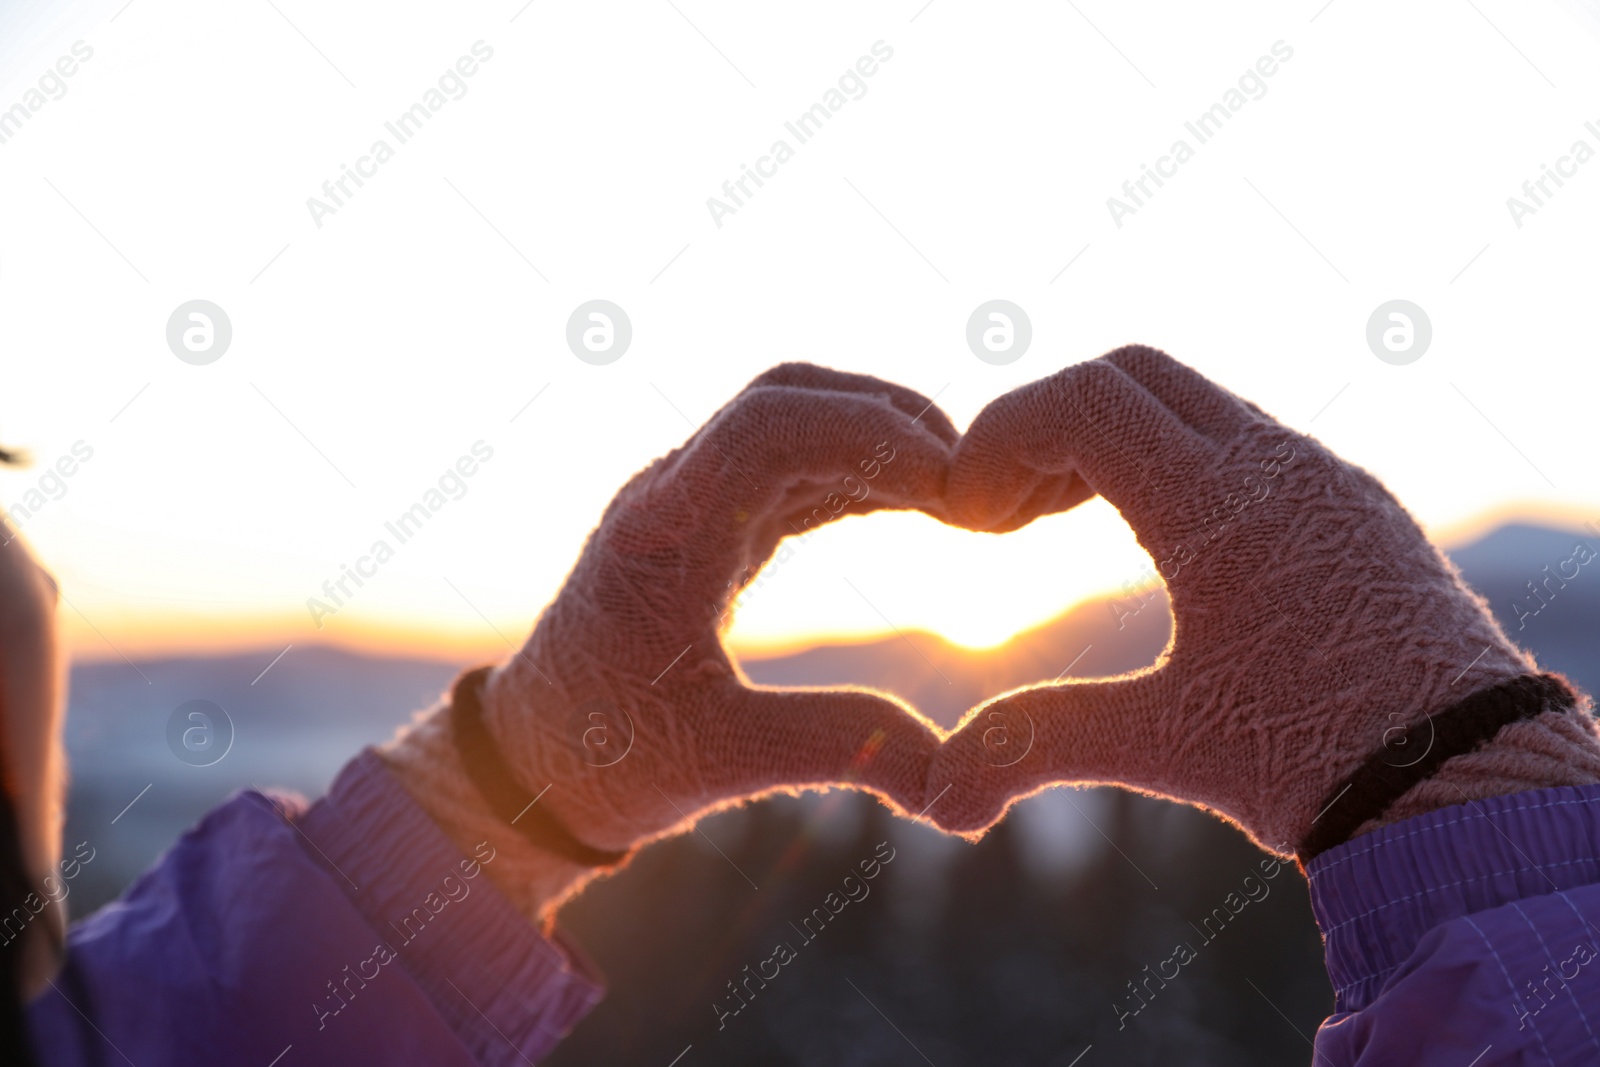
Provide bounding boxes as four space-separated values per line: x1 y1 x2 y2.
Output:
3 0 1599 665
722 502 1154 656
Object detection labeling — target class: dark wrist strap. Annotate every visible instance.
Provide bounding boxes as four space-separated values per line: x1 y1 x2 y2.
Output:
1299 672 1579 862
449 666 632 869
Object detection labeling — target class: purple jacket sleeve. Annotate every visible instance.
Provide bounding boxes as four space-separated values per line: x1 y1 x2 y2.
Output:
26 749 604 1066
1309 783 1600 1065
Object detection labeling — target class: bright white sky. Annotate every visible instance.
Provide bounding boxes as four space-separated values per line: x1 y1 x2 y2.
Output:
2 0 1598 664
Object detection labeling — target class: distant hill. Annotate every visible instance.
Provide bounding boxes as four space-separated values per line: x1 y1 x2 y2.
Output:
738 581 1172 732
61 645 459 910
1446 521 1600 693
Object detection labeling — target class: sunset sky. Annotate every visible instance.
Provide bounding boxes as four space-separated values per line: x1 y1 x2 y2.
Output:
3 0 1599 667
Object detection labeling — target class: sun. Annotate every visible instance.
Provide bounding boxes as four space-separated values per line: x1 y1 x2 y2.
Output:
721 501 1156 658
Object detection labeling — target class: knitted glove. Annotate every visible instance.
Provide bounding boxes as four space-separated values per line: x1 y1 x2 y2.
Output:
382 364 953 916
929 345 1600 857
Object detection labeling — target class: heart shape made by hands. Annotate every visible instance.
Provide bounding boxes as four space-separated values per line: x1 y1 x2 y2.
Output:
476 347 1537 865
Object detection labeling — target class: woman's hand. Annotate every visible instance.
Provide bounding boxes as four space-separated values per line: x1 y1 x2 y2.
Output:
928 346 1598 857
384 363 956 915
484 363 956 850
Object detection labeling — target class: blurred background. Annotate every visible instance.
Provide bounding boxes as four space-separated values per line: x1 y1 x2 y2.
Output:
5 0 1600 1062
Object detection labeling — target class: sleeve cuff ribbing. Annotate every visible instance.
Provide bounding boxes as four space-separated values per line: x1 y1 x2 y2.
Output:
1307 782 1600 1012
297 748 605 1065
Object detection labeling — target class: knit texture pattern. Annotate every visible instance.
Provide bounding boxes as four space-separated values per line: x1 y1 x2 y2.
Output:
384 364 953 919
930 345 1600 855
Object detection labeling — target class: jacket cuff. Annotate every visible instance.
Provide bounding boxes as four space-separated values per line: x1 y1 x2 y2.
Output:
1306 782 1600 1012
297 748 605 1065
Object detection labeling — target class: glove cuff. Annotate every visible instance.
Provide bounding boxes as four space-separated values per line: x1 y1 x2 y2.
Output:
378 672 625 925
449 666 633 870
1299 673 1587 861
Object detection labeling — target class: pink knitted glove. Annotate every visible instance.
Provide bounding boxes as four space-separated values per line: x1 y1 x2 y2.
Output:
930 346 1600 857
383 364 953 916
